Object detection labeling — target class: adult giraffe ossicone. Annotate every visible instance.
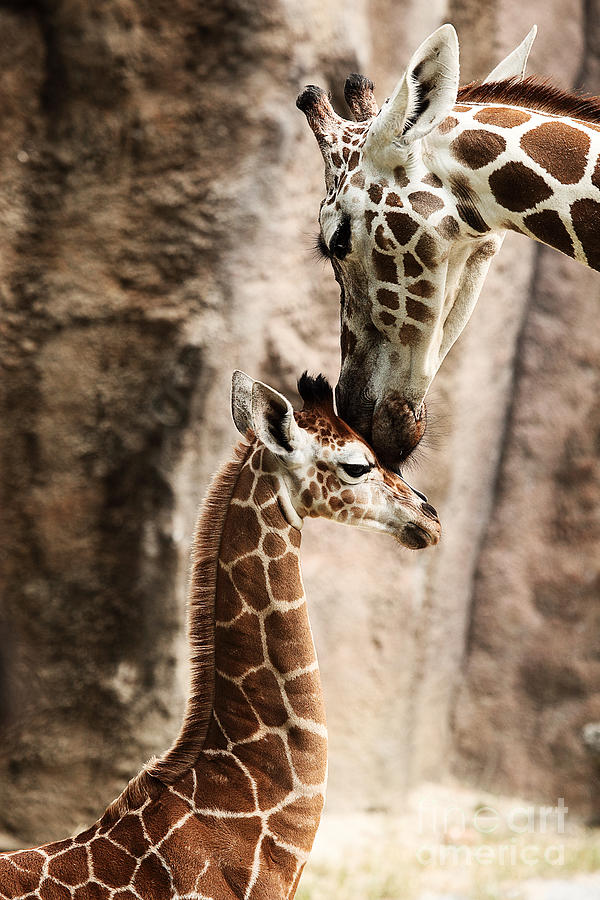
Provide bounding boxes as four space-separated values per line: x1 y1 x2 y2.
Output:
298 24 600 467
0 372 439 900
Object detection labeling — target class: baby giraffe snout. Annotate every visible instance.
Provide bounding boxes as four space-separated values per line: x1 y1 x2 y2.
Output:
401 498 441 549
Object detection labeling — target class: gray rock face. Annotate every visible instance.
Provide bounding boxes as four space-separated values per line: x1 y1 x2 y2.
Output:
0 0 598 846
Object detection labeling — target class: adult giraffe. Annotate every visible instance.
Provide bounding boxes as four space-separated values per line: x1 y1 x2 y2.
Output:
297 24 600 467
0 372 439 900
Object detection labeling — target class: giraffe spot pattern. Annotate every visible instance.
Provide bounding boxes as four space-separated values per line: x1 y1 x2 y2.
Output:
385 211 419 246
571 198 600 270
408 191 445 217
216 570 243 622
377 288 400 310
385 191 403 206
47 848 88 886
90 839 136 889
520 121 590 184
473 106 531 128
288 728 328 785
489 161 553 212
196 756 256 811
422 172 443 188
262 532 287 557
41 883 70 900
415 233 440 269
235 734 294 807
437 214 461 240
592 154 600 191
379 310 396 326
133 854 171 898
399 322 422 345
524 209 575 257
375 224 394 251
75 886 108 900
268 552 304 603
220 505 262 562
243 667 288 727
231 554 269 611
406 297 436 324
268 795 324 853
347 150 360 170
407 280 436 299
450 129 506 169
215 616 265 678
403 252 423 277
266 607 316 673
393 166 409 186
214 674 260 739
438 115 459 134
364 210 377 233
371 248 398 283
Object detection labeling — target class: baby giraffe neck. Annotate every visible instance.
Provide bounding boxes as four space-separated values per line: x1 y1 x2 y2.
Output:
207 444 327 754
184 442 327 897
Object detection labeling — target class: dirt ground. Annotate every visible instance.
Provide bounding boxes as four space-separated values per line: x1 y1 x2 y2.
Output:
298 782 600 900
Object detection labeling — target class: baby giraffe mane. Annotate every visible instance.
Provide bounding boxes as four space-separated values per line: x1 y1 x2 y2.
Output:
102 439 253 826
457 75 600 125
297 371 335 412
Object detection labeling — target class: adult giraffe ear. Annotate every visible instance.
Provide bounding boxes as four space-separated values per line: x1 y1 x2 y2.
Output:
365 24 459 159
231 370 255 436
251 381 303 457
483 25 537 83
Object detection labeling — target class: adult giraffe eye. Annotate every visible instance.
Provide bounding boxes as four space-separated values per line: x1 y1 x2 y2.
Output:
330 215 352 260
340 462 372 479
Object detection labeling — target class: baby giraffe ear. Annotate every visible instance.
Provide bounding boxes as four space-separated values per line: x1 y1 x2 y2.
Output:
251 381 302 457
231 370 255 436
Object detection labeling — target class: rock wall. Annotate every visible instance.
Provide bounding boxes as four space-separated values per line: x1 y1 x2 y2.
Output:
0 0 598 846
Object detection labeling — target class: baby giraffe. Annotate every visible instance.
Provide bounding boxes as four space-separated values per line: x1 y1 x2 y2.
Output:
0 371 440 900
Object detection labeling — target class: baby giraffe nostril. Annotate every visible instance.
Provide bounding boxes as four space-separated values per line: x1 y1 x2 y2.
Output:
421 502 438 520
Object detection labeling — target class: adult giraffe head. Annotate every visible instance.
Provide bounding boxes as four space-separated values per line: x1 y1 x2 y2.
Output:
232 371 441 549
297 24 540 468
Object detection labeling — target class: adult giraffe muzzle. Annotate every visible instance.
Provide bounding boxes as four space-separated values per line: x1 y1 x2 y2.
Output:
298 23 600 469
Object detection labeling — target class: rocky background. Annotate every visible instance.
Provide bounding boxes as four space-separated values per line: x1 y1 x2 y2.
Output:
0 0 598 846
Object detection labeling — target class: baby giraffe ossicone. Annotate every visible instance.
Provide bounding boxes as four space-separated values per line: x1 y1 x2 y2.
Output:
0 372 440 900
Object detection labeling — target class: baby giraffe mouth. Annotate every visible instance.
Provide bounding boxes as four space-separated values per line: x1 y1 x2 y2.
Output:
401 522 440 550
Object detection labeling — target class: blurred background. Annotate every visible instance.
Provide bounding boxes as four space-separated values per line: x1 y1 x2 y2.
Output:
0 0 599 896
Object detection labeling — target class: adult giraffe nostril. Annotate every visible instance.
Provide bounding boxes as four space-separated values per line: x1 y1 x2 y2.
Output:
421 502 438 519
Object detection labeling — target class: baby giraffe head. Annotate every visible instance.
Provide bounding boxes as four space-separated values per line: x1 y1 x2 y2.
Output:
231 370 440 550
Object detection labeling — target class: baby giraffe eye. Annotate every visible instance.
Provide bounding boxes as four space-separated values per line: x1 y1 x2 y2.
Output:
339 462 372 479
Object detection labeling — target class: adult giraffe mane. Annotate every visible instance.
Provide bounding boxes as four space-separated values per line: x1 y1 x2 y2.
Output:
457 75 600 125
102 440 253 827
